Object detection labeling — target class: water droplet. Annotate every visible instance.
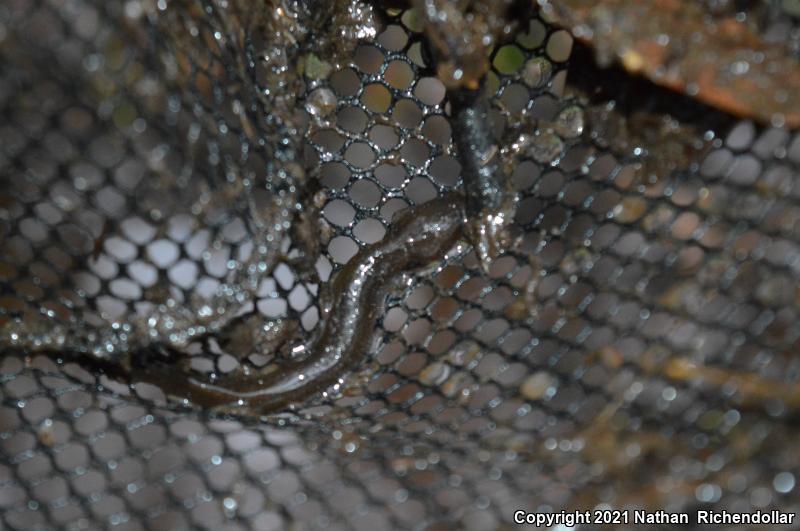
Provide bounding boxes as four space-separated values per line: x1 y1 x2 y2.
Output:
223 497 238 513
731 60 749 75
774 472 795 494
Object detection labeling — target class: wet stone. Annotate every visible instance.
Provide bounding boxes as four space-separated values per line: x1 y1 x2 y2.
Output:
305 88 337 117
419 362 450 386
613 197 648 223
520 371 556 400
554 106 584 139
527 131 564 164
522 57 552 88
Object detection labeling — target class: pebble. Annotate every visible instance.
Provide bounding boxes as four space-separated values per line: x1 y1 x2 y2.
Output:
305 88 337 117
520 371 556 400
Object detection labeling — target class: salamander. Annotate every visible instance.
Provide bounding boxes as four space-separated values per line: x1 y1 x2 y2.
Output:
449 87 518 269
118 193 466 415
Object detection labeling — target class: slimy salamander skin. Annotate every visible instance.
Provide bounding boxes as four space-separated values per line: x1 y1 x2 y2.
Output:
448 88 503 219
449 87 517 268
130 193 466 415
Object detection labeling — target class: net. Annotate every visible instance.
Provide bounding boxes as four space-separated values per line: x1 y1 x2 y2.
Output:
1 1 800 529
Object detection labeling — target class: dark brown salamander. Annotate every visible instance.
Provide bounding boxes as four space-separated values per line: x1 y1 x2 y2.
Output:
119 193 466 414
449 88 502 219
449 87 518 269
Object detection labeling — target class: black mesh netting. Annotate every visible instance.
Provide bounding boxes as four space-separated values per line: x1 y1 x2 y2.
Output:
2 1 800 530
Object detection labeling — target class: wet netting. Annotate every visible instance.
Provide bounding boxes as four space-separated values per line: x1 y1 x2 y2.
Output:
2 1 800 529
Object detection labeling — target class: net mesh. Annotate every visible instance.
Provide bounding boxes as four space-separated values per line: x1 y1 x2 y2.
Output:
2 1 800 530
